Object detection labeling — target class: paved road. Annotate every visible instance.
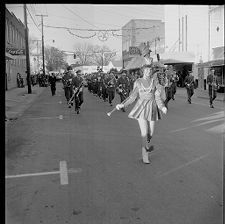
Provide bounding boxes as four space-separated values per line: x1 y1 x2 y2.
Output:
6 83 224 224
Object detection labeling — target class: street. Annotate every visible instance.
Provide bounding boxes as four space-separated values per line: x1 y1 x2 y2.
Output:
6 83 223 224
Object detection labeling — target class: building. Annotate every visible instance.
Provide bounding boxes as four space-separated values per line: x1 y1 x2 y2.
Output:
197 5 224 92
209 5 224 61
122 19 165 68
5 7 26 90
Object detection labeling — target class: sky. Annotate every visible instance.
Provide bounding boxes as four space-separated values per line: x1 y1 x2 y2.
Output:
6 4 210 63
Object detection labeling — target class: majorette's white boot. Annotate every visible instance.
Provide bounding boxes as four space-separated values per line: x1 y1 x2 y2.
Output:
142 147 150 164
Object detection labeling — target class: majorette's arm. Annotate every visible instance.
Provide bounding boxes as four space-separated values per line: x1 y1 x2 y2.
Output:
123 80 139 107
154 76 165 110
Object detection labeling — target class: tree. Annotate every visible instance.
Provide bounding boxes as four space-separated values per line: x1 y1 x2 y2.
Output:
73 42 116 67
90 45 116 67
44 46 67 71
73 42 94 66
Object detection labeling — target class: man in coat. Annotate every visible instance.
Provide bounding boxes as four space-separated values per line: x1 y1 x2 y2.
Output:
207 68 219 108
184 71 195 104
62 66 74 103
72 70 84 114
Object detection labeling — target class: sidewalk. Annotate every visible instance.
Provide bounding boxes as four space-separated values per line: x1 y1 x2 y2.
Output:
5 85 47 121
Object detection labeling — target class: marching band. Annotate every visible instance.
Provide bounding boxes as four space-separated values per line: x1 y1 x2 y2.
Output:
59 44 219 164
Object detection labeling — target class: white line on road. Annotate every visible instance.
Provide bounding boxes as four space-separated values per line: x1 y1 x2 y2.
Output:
6 166 82 183
170 119 224 133
59 115 63 119
60 161 68 185
5 171 60 178
191 101 224 110
25 116 61 120
156 152 212 178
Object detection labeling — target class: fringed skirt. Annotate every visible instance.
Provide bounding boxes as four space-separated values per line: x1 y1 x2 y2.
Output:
128 98 161 121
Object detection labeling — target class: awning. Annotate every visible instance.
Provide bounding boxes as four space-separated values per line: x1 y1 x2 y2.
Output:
159 52 195 64
198 58 225 67
5 52 15 60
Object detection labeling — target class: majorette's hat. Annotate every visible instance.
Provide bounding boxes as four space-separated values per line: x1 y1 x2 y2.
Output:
139 43 152 57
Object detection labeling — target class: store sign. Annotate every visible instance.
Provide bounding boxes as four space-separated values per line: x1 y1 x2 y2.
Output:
129 47 140 55
6 47 25 56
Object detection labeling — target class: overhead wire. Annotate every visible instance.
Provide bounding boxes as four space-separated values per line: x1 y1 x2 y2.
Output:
62 4 100 29
43 24 159 32
26 6 42 33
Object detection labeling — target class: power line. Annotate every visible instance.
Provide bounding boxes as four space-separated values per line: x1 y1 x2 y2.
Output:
29 4 40 25
45 12 122 28
44 24 159 32
26 7 42 33
62 4 99 29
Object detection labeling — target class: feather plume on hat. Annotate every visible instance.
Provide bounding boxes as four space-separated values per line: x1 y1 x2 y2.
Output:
139 43 152 57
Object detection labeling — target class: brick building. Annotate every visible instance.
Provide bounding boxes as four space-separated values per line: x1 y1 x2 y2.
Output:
5 7 26 90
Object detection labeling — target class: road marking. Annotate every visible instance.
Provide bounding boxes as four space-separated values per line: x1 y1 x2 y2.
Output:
25 116 61 120
59 115 63 119
170 118 224 133
5 171 60 178
5 168 81 179
191 101 224 110
60 161 69 185
6 99 22 102
59 101 62 104
156 152 212 178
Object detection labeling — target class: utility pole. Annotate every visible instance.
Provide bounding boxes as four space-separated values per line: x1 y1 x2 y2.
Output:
208 7 211 61
23 4 32 94
36 14 48 76
182 16 184 52
37 40 40 72
185 15 188 51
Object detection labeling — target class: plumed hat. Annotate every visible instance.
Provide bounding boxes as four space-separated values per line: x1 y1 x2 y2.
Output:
139 43 152 57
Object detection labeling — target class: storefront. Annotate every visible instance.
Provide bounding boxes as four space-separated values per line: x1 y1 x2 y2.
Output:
197 59 225 92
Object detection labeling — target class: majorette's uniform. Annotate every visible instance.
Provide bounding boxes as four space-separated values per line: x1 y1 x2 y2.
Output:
123 73 165 122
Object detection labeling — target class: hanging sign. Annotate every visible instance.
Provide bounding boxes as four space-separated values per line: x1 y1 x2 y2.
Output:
6 47 25 56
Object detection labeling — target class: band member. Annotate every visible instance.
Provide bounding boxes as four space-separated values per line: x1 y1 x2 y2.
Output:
62 66 73 103
116 70 129 112
207 68 218 108
72 70 84 114
116 43 167 164
48 73 57 96
164 66 173 109
184 71 195 104
171 70 179 100
106 72 116 106
153 63 167 102
102 74 108 102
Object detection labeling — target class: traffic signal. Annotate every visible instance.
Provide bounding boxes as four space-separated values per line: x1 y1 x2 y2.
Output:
74 53 76 59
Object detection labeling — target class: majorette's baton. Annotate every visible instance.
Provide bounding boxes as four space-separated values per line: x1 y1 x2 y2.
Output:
106 86 137 117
